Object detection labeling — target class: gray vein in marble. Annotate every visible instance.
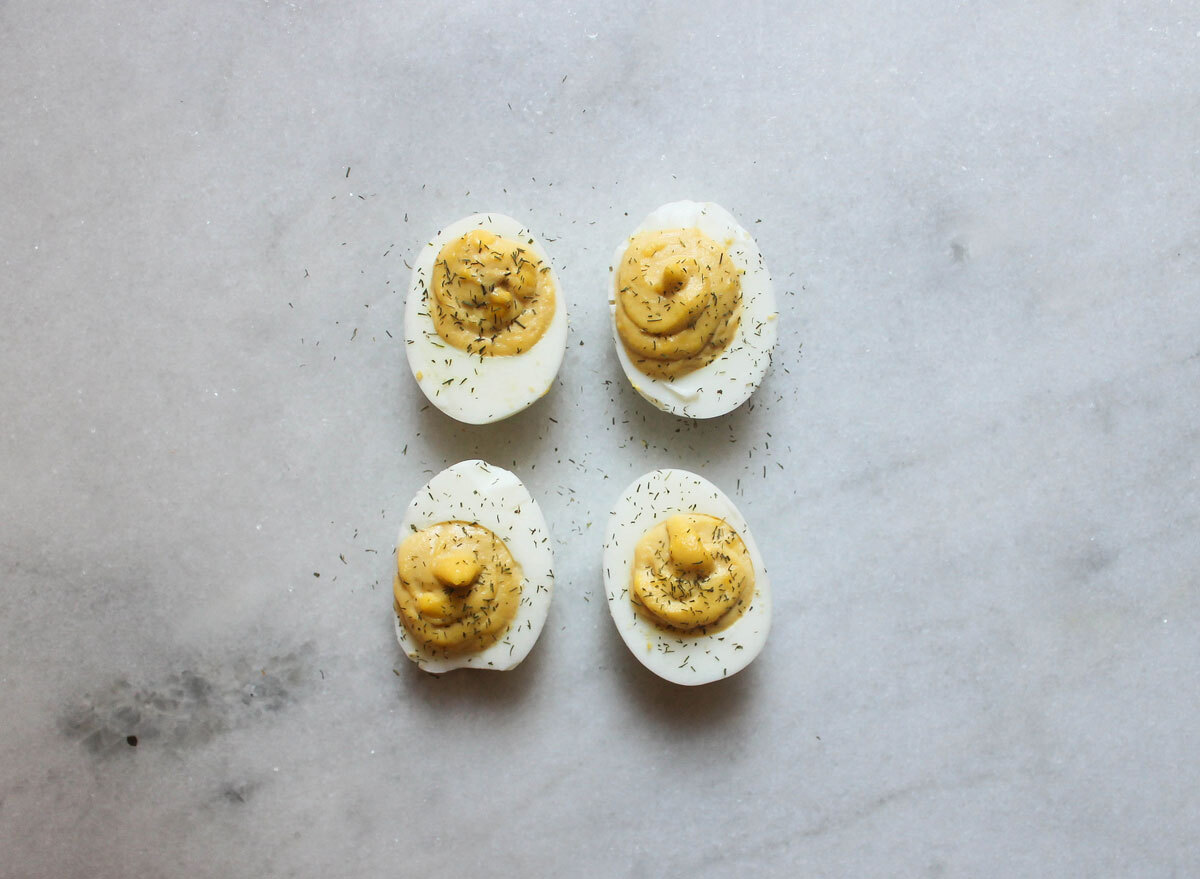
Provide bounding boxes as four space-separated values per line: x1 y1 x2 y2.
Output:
58 645 315 757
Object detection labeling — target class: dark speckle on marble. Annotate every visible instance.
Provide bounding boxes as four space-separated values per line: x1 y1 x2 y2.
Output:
221 782 257 805
58 643 316 757
1077 542 1117 578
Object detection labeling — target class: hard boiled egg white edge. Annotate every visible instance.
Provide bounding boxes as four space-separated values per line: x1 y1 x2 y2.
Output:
393 459 555 673
405 213 569 424
609 201 779 419
602 468 772 686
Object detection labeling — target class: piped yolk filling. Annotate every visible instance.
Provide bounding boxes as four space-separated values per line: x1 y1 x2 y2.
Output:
394 521 522 654
430 229 555 356
615 228 742 379
630 513 754 633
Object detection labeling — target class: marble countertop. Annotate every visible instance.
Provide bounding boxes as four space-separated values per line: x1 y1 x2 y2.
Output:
2 2 1198 876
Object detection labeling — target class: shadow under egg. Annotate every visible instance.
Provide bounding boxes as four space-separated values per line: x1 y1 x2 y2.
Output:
412 381 561 472
600 594 760 730
607 349 772 464
387 608 550 714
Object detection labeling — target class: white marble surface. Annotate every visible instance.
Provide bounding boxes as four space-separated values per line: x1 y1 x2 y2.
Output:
2 1 1198 876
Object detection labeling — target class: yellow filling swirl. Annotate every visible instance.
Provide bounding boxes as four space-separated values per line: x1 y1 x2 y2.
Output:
631 513 754 632
615 228 741 379
430 229 555 356
394 521 522 654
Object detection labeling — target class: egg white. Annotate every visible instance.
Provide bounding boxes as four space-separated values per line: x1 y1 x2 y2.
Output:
405 213 568 424
609 201 778 418
394 460 554 673
603 468 771 685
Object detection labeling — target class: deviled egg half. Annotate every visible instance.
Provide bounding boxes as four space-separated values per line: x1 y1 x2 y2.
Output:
610 201 778 418
405 213 568 424
603 468 771 685
393 460 554 673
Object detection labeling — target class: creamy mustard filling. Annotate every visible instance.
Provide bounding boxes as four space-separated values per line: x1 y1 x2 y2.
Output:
615 228 741 379
631 513 754 632
394 520 522 654
430 229 555 356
